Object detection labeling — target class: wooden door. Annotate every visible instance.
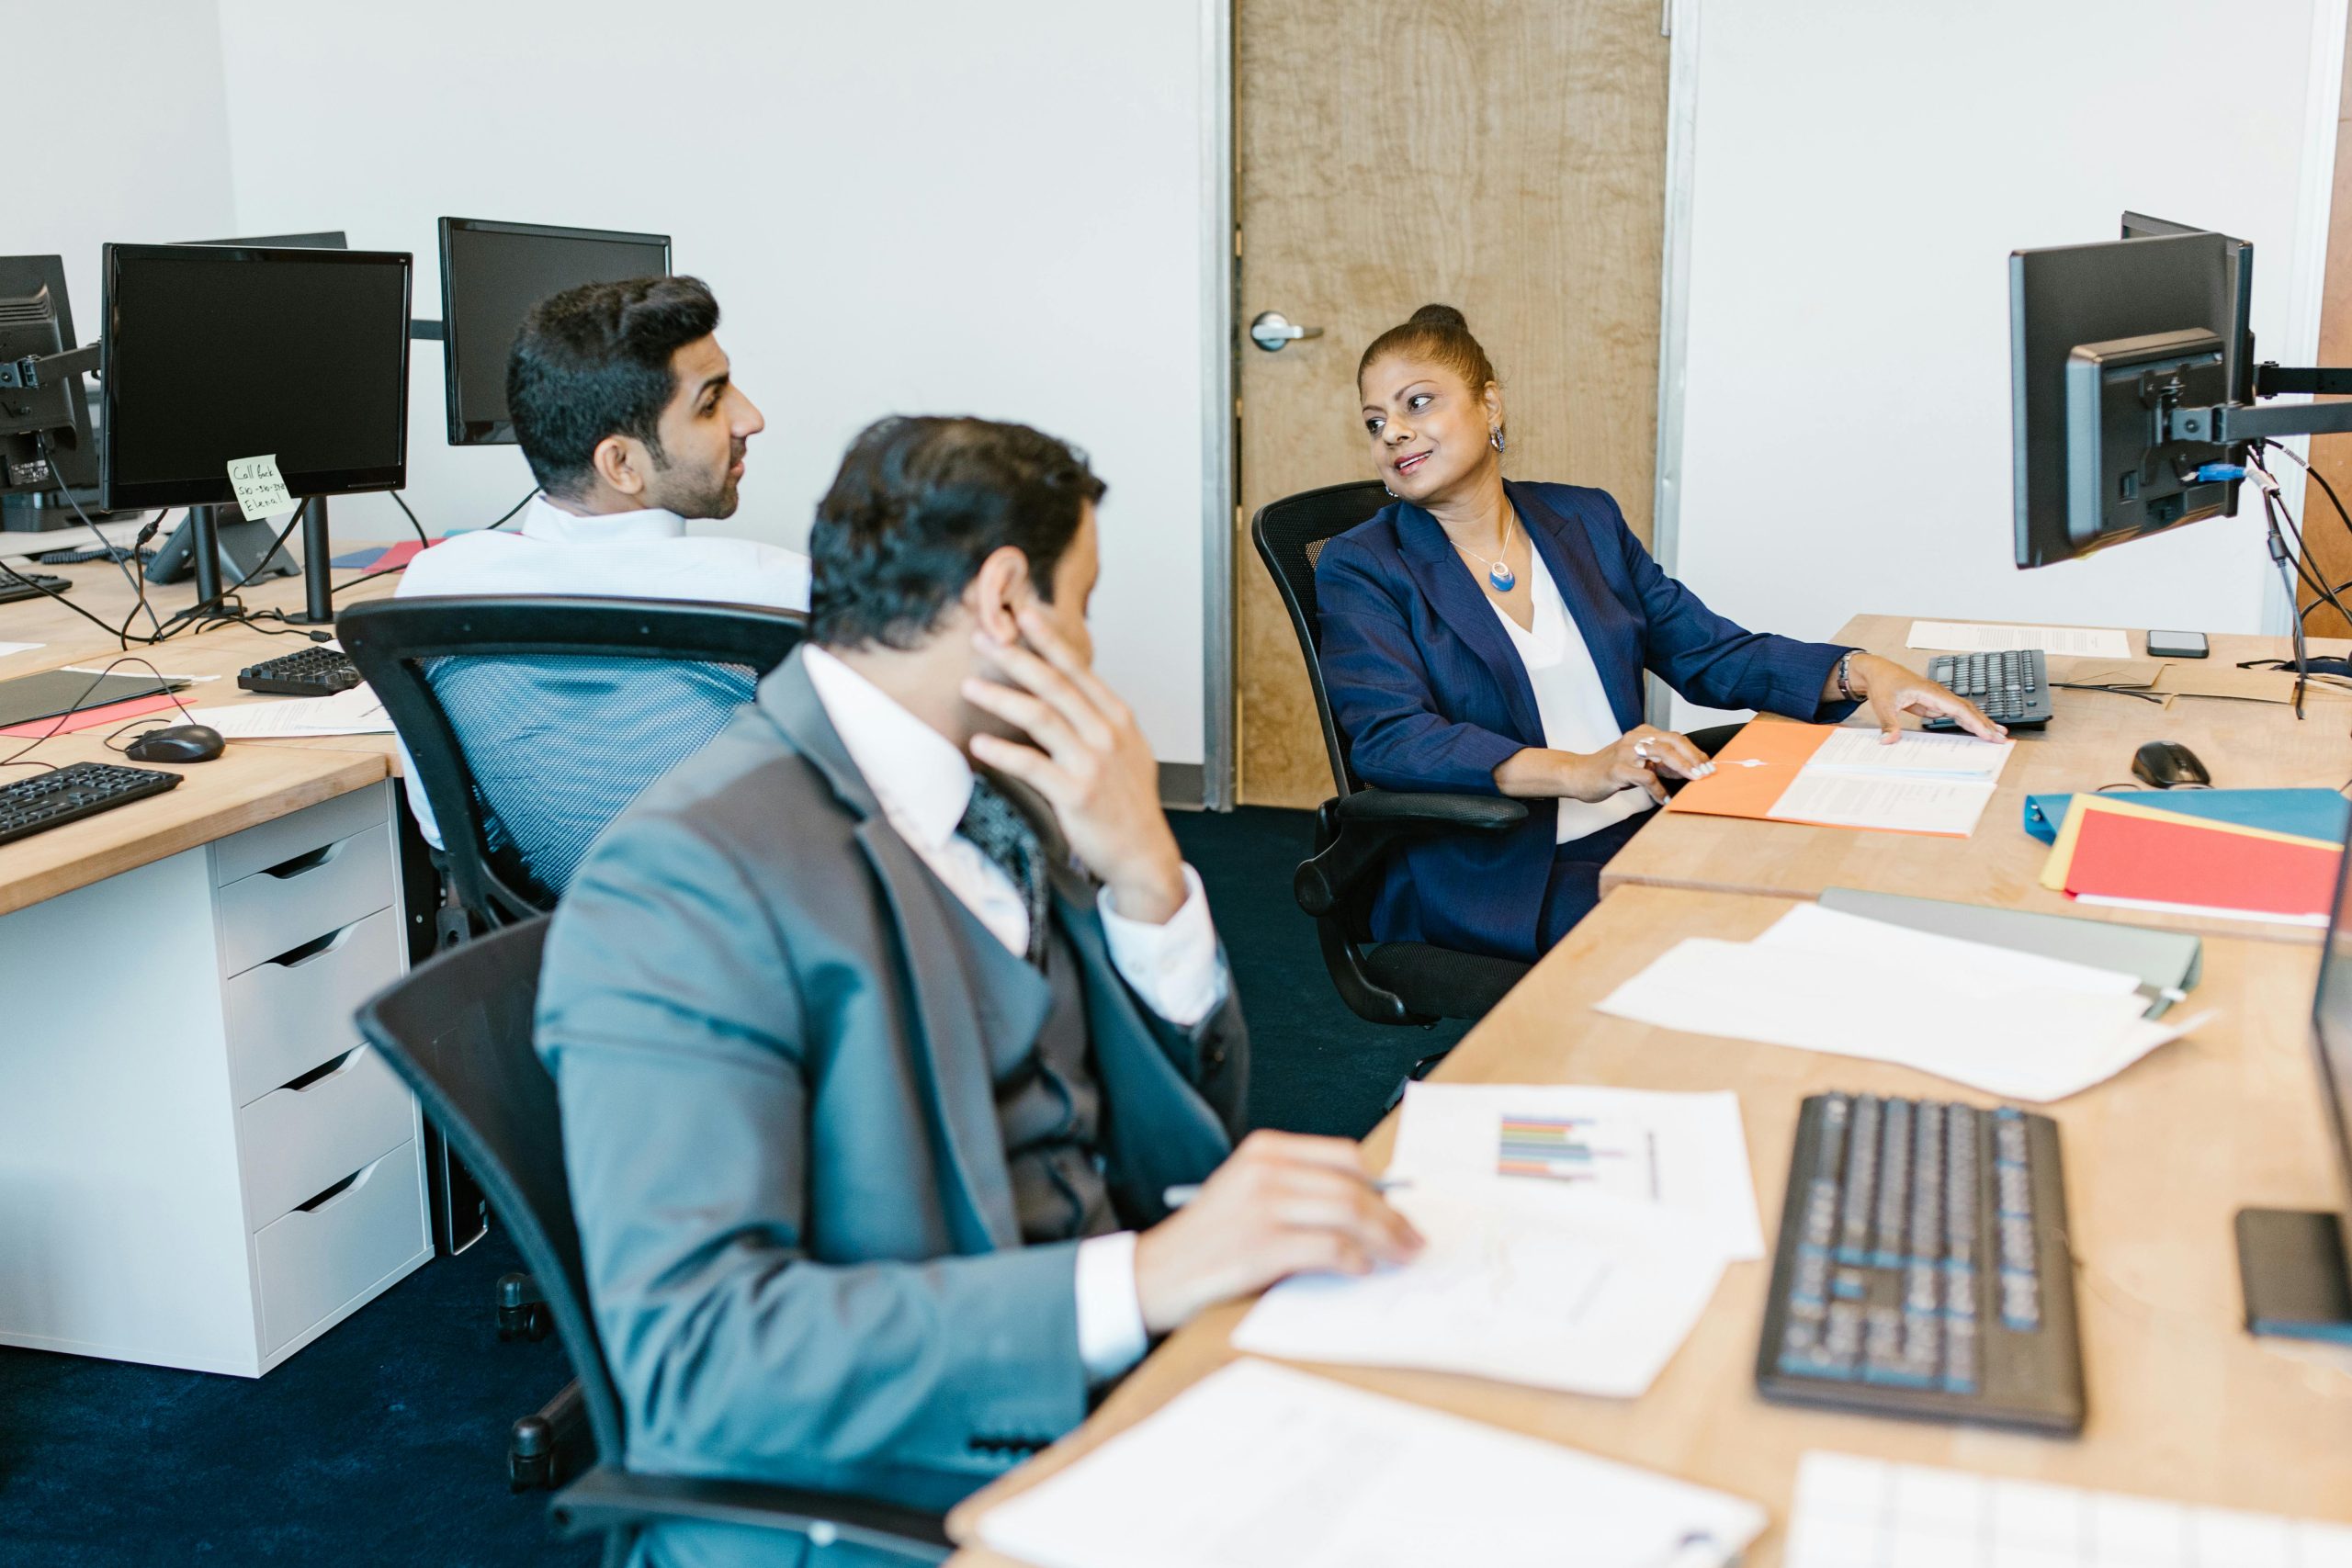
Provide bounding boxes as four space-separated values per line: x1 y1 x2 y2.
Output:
1234 0 1673 807
2305 15 2352 637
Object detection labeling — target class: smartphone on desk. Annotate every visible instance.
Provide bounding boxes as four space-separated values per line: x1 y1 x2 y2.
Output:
2147 629 2208 660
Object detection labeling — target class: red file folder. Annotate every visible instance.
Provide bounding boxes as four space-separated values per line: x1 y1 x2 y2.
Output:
2063 804 2342 925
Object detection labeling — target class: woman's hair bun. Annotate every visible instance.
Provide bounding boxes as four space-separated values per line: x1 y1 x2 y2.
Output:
1408 303 1468 331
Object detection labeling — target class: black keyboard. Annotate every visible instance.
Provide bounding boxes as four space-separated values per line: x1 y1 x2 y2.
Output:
0 761 183 847
238 645 363 696
0 570 70 605
1756 1092 2084 1434
34 545 155 567
1924 649 2053 730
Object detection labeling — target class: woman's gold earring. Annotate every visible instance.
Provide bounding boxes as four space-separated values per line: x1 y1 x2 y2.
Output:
1490 428 1506 454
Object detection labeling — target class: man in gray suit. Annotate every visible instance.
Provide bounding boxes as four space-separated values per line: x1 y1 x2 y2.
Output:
537 415 1422 1565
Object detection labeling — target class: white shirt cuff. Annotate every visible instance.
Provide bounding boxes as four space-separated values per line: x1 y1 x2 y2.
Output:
1074 1230 1149 1384
1096 863 1228 1029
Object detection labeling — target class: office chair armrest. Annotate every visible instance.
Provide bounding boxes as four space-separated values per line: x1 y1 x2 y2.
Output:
1296 791 1528 917
1333 791 1527 832
548 1465 952 1563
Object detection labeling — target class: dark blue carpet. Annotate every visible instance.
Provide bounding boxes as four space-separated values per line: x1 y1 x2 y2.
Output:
0 807 1462 1565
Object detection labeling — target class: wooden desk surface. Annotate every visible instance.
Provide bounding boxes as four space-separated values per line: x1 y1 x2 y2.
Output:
1602 615 2352 944
0 550 406 915
946 885 2352 1564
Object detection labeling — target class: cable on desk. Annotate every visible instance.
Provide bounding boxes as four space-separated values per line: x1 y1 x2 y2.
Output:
143 508 315 647
482 487 539 532
390 491 432 547
0 655 203 774
37 431 164 642
333 487 536 598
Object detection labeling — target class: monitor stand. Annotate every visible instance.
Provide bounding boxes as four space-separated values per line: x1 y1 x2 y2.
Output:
2235 1207 2352 1343
144 498 336 625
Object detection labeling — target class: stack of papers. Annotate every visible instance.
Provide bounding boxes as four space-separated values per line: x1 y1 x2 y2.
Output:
1592 903 2210 1101
978 1359 1769 1568
187 685 394 739
1230 1084 1763 1398
1787 1450 2352 1568
1907 619 2132 659
1666 719 2014 837
2041 795 2344 928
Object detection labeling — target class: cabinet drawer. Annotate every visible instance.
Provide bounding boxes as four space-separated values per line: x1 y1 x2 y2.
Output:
224 907 403 1107
217 825 396 978
212 785 388 886
238 1043 418 1228
254 1139 427 1357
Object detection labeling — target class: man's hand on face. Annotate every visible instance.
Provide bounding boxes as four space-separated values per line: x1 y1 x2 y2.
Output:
963 604 1188 925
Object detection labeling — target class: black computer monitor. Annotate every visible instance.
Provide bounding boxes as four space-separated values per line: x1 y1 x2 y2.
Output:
0 254 98 497
187 231 350 250
437 217 671 446
98 242 412 511
2120 213 2256 404
2009 229 2245 568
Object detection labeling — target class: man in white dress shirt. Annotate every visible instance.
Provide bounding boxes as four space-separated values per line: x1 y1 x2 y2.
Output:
392 276 809 846
534 416 1421 1566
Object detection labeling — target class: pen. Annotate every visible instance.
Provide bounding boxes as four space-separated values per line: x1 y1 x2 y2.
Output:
1651 1532 1730 1568
1160 1178 1412 1209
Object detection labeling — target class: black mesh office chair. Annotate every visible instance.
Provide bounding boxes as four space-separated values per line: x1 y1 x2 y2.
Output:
338 595 807 1490
339 595 808 930
355 919 951 1568
1251 480 1532 1027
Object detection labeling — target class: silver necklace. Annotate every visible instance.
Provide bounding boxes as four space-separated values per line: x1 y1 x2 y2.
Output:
1451 511 1517 592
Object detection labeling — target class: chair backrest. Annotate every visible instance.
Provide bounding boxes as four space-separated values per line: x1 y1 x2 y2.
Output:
354 916 632 1464
339 595 806 926
1249 479 1393 797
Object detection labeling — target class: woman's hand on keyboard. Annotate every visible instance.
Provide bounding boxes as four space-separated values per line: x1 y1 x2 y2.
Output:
1844 653 2007 742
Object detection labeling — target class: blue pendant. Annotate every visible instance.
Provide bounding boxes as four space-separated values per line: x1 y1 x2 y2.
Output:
1488 562 1516 592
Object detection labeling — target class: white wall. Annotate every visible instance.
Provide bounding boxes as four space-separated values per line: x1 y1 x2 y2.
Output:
15 0 234 344
1660 0 2342 723
211 0 1216 763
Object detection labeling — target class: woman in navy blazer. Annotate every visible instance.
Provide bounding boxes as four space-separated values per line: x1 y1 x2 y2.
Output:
1316 306 2001 964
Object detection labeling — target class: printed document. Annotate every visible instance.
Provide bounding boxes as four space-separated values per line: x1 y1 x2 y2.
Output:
1230 1183 1728 1398
188 684 393 738
1387 1081 1764 1259
978 1359 1769 1568
1907 619 2132 659
1592 909 2210 1102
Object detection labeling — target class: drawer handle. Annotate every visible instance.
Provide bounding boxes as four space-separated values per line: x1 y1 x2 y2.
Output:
281 1046 364 1093
266 923 359 970
294 1154 383 1214
260 840 345 881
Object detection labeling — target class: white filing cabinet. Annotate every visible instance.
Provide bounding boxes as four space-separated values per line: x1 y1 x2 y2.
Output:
0 781 430 1375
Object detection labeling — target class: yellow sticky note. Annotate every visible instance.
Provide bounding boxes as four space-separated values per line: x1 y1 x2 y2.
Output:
226 453 300 521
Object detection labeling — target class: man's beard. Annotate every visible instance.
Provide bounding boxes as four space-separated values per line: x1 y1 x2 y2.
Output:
648 457 740 520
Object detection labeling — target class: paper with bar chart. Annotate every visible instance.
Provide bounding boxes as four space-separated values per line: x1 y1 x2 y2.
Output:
1390 1083 1765 1260
1494 1112 1660 1198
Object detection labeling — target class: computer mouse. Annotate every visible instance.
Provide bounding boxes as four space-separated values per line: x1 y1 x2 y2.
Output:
2132 739 2210 789
126 724 226 764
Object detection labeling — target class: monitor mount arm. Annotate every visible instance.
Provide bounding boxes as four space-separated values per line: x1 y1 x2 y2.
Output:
2168 359 2352 443
0 341 98 439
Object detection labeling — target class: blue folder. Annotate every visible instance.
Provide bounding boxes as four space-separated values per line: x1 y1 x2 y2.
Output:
2022 788 2351 846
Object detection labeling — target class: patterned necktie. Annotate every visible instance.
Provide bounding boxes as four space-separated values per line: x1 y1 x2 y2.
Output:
958 773 1048 966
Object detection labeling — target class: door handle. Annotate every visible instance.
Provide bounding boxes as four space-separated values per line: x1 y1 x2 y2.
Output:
1250 310 1325 353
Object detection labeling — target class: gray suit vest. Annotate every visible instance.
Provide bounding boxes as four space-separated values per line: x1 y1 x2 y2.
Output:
933 881 1114 1244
